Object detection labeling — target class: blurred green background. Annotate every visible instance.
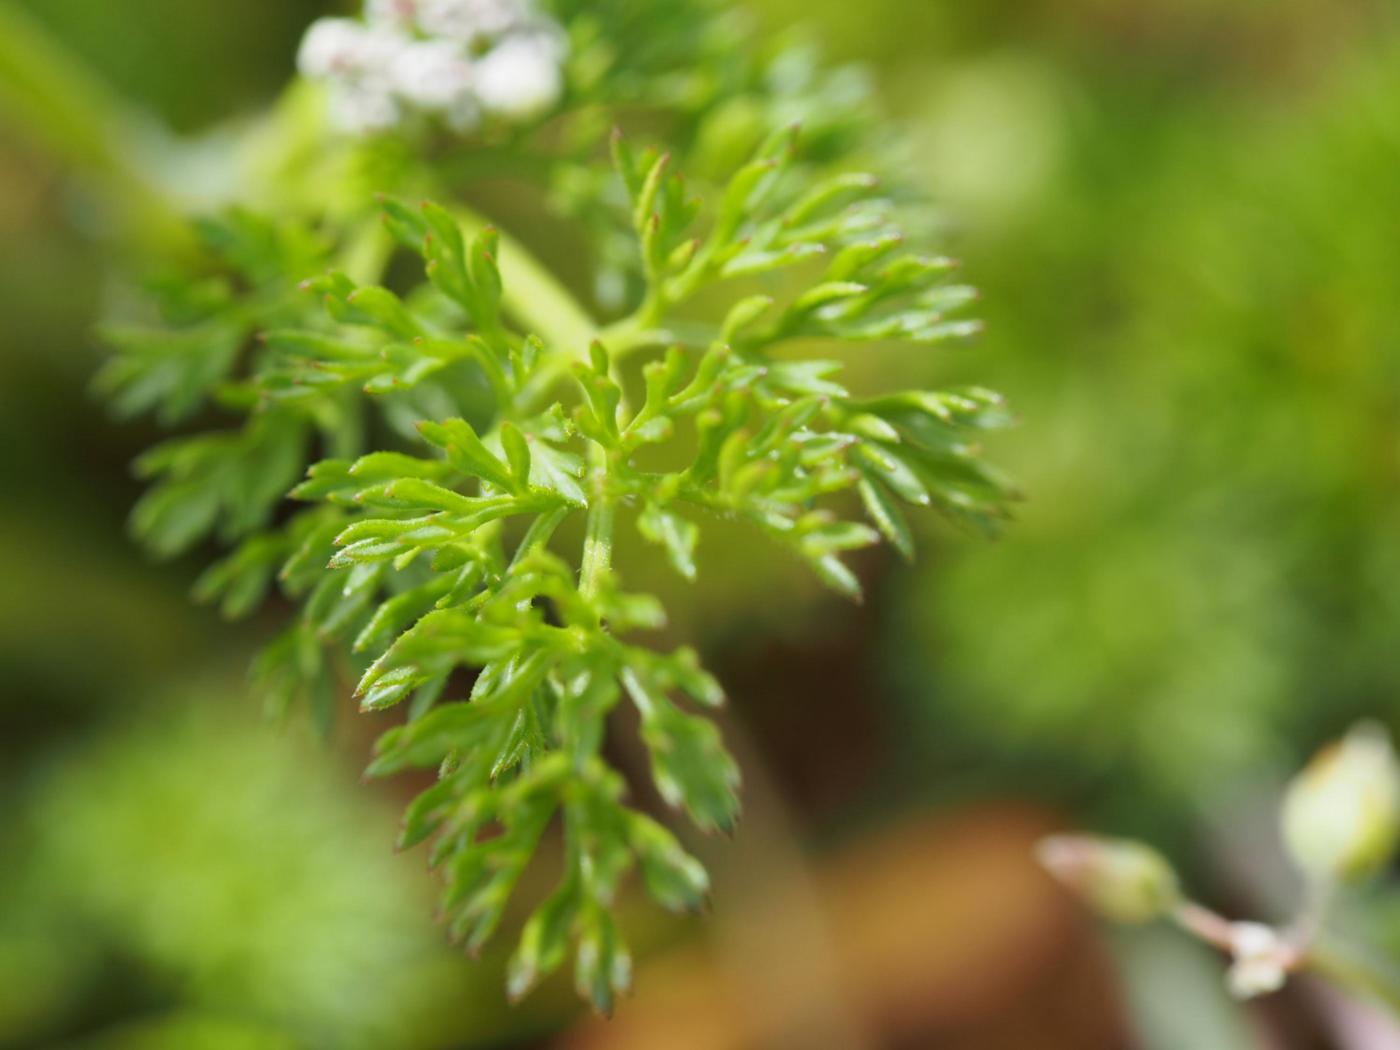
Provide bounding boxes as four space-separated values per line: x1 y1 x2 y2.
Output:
2 0 1398 1047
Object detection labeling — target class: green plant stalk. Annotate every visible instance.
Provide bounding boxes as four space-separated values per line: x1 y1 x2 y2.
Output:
447 206 600 359
579 482 616 602
1308 939 1400 1016
0 3 189 253
2 5 659 635
0 5 602 361
513 315 677 418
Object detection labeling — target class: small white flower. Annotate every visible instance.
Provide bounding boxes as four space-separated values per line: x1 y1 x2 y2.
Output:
357 25 417 73
297 18 373 79
296 0 565 135
298 18 414 82
1225 922 1292 1000
299 19 417 134
388 39 475 112
473 32 564 120
328 81 403 135
417 0 532 44
366 0 421 28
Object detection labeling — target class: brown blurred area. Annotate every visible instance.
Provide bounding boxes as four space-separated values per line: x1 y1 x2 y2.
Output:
564 805 1127 1050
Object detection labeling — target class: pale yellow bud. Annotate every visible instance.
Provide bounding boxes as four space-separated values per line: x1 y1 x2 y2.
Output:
1036 834 1180 924
1281 722 1400 884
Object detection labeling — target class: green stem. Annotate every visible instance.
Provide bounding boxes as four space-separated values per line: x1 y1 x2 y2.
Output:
448 206 599 360
508 506 570 569
1309 939 1400 1016
0 4 189 254
0 5 604 355
515 318 677 416
579 465 616 602
1 0 694 492
338 216 395 286
1171 901 1236 953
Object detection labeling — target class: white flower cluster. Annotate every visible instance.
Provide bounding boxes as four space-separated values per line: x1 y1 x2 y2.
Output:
297 0 566 135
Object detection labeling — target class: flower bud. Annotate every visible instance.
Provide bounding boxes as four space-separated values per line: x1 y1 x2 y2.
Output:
1036 834 1180 924
1281 722 1400 884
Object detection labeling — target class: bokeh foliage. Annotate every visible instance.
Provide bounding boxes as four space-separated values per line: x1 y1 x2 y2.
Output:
874 0 1400 817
